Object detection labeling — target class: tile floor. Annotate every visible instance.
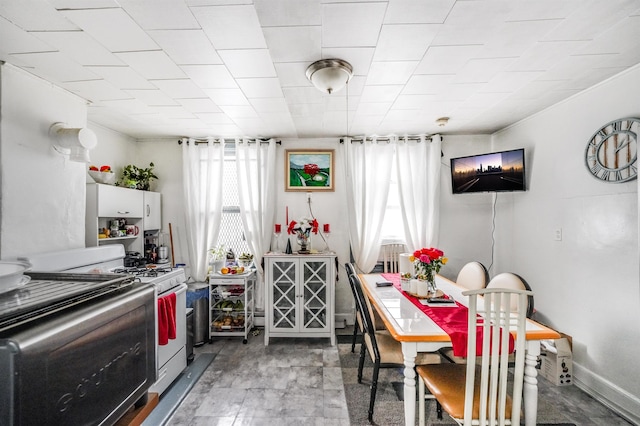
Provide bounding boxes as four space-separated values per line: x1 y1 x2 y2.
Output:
166 328 633 426
167 332 350 425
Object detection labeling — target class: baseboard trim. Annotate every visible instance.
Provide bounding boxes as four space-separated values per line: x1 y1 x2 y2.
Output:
573 361 640 425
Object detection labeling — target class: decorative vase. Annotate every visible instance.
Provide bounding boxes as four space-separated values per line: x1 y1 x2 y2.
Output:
427 276 438 295
400 278 411 292
297 232 310 253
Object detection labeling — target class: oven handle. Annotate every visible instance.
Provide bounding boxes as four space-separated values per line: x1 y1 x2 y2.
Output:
159 282 188 298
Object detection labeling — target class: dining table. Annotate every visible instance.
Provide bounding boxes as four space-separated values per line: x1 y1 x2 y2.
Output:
358 273 561 426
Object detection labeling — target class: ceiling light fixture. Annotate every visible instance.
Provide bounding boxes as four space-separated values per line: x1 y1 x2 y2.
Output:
306 59 353 94
436 117 449 127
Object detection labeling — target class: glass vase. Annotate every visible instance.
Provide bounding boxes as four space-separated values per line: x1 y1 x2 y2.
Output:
297 233 310 253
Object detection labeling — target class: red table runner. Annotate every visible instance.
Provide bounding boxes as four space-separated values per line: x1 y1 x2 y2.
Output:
381 273 513 357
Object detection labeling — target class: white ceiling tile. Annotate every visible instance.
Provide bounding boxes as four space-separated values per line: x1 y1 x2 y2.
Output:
430 24 494 46
366 62 418 85
195 113 235 125
116 51 186 79
320 47 375 76
435 83 484 102
445 1 513 26
544 1 640 42
117 0 199 30
392 94 437 110
254 0 322 26
250 98 290 113
48 0 120 9
288 103 324 117
356 102 393 115
283 87 324 104
361 84 403 104
60 79 128 102
32 31 123 66
577 15 640 56
274 62 314 87
384 0 455 24
86 66 156 89
203 88 250 105
181 65 238 89
454 57 517 84
373 25 439 61
0 0 77 31
508 40 588 72
61 8 158 52
147 105 196 119
482 71 543 93
218 49 277 78
9 51 98 82
151 79 207 98
383 109 421 121
0 16 55 54
415 45 481 74
218 105 258 119
403 74 455 95
148 29 222 65
541 53 619 81
476 20 564 59
237 78 284 98
505 0 579 21
97 98 152 114
193 5 266 49
179 98 222 113
263 26 321 63
322 2 387 48
125 89 179 106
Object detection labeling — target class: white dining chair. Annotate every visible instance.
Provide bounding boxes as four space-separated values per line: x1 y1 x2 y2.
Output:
379 243 406 273
417 287 532 426
456 261 489 291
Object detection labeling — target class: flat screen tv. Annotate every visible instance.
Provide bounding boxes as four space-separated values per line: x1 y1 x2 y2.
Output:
450 148 526 194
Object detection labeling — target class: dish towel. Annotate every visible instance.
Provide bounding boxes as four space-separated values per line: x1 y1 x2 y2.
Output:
158 293 177 345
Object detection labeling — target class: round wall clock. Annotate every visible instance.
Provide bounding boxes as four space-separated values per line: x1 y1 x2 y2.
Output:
585 117 639 183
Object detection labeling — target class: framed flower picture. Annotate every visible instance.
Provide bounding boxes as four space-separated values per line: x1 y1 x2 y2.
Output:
285 149 334 191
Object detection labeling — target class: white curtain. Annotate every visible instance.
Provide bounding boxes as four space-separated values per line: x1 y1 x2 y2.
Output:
182 137 225 282
342 137 395 273
396 134 442 251
235 138 277 309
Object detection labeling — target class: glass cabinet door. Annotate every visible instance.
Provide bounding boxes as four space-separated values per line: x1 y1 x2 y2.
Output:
300 259 329 332
270 259 297 331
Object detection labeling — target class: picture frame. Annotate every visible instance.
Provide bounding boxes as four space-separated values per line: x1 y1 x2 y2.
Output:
285 149 335 192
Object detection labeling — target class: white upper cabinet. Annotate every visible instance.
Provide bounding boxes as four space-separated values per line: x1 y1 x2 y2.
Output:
143 190 162 230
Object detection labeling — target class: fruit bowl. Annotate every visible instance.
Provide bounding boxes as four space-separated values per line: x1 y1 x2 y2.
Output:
88 170 117 185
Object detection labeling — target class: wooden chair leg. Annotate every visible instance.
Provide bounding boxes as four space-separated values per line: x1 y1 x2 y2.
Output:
368 362 380 423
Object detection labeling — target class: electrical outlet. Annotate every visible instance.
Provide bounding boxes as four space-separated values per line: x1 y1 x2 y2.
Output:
554 228 562 241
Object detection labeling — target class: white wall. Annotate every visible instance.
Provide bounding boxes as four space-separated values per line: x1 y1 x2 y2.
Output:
491 65 640 423
0 64 89 258
136 138 354 322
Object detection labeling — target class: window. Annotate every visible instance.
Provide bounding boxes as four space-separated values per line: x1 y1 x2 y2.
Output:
379 158 406 245
216 143 250 257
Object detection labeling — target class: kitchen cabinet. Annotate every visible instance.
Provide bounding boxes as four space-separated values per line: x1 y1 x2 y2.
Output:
86 183 144 253
209 271 255 344
143 190 161 230
264 254 336 345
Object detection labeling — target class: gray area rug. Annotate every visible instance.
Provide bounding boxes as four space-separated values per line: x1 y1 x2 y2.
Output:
337 340 576 426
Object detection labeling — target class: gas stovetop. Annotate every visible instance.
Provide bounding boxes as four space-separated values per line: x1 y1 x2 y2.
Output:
111 265 187 294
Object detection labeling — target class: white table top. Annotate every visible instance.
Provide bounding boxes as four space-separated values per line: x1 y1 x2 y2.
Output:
359 273 560 343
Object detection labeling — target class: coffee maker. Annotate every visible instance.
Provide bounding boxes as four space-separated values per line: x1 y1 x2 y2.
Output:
145 232 170 264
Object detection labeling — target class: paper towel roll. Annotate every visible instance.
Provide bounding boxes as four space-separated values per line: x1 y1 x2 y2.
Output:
399 253 413 276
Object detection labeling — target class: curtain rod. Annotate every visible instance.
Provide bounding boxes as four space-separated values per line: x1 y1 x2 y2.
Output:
339 136 433 144
178 138 281 145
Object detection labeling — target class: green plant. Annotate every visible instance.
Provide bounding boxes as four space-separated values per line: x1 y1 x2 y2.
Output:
119 162 158 190
208 245 226 261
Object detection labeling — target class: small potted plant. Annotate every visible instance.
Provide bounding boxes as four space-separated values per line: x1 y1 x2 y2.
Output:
208 245 226 275
119 162 158 190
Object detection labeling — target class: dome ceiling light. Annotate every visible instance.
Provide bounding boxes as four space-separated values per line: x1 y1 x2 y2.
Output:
306 59 353 94
436 117 450 127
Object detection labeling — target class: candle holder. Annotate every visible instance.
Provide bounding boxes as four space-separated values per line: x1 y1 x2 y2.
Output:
273 224 282 253
321 230 331 253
